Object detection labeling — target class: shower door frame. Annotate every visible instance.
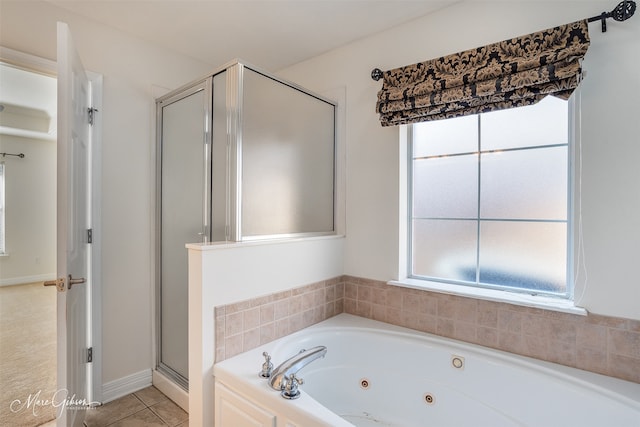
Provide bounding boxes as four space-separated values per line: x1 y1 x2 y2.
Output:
155 77 213 390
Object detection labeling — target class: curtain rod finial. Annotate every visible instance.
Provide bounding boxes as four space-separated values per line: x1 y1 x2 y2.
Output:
371 68 383 81
612 0 636 21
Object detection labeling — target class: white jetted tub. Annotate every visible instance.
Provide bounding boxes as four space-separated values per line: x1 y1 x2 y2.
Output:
213 314 640 427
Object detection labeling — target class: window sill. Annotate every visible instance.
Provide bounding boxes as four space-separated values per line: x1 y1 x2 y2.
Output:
388 278 587 316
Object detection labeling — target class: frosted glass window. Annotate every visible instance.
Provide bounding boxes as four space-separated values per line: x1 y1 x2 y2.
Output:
413 155 478 219
412 219 477 281
481 147 567 220
482 96 568 150
241 69 335 237
479 221 567 292
409 96 570 296
413 114 477 157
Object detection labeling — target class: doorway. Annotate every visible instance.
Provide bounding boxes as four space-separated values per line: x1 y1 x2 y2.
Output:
0 61 58 426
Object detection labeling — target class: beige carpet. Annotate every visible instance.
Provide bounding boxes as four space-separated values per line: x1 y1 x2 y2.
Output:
0 282 57 426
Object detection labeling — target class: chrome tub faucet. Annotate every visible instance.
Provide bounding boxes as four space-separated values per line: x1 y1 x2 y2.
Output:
261 346 327 399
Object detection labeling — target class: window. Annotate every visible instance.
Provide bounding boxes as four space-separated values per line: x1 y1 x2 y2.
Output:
409 96 571 297
0 162 5 254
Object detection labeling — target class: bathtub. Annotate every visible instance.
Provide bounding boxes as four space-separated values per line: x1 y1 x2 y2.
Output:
213 314 640 427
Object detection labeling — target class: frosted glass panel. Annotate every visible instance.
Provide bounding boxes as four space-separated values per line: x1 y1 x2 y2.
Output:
160 88 207 380
413 154 477 219
479 221 567 293
482 96 568 150
211 71 227 241
242 69 334 237
481 147 567 220
412 219 477 281
413 114 477 157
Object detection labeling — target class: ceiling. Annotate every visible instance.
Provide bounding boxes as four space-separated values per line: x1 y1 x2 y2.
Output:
46 0 458 71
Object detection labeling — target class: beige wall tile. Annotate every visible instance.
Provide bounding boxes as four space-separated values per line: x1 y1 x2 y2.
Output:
275 318 290 339
548 319 577 343
243 307 261 331
372 303 386 322
243 328 260 351
403 292 422 313
608 329 640 358
498 309 523 334
477 326 498 348
547 340 576 366
607 353 640 384
437 318 455 336
289 295 303 314
274 299 289 320
260 322 276 345
417 314 437 334
477 301 498 328
522 334 549 360
498 331 524 355
212 275 639 384
628 320 640 333
576 347 607 374
225 312 243 337
357 284 372 302
225 334 243 359
453 321 476 342
345 282 358 300
576 322 607 349
386 287 403 309
344 298 357 314
260 303 275 324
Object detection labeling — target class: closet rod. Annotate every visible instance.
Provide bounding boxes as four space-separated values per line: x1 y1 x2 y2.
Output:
0 152 25 158
370 0 637 81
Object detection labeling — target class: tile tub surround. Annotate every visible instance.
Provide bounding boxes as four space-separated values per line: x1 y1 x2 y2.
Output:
215 277 344 361
342 276 640 384
213 275 639 384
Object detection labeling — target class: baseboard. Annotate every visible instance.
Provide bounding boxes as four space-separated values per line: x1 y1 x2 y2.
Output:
152 370 189 412
101 369 152 404
0 273 56 287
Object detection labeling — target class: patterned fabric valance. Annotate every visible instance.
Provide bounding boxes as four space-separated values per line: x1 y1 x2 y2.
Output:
376 20 590 126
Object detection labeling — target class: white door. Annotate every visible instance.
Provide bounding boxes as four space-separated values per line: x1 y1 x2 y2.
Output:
56 22 91 427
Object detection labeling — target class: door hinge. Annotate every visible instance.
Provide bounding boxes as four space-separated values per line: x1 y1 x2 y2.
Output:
87 228 93 244
87 347 93 363
88 107 99 126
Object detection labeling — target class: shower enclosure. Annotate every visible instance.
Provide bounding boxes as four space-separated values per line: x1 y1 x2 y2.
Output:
155 60 336 389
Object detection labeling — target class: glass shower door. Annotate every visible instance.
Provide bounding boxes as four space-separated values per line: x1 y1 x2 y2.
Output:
157 79 212 388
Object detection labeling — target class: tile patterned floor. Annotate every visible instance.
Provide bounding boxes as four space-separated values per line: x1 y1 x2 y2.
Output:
83 386 188 427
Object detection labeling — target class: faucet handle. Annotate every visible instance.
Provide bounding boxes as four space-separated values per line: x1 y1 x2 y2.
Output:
281 373 304 400
259 352 273 378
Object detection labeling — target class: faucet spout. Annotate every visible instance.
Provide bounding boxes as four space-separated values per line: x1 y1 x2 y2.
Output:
268 346 327 390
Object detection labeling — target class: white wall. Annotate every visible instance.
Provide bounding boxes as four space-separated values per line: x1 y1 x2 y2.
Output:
188 236 344 426
278 1 640 321
0 135 56 285
0 0 213 388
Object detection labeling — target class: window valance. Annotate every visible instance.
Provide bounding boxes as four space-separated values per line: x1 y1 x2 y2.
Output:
375 20 590 127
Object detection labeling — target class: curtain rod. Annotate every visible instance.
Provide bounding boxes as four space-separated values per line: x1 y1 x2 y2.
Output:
587 0 636 32
371 0 636 81
1 152 25 159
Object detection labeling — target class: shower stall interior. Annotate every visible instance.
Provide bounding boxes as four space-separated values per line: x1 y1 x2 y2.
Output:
155 60 337 389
